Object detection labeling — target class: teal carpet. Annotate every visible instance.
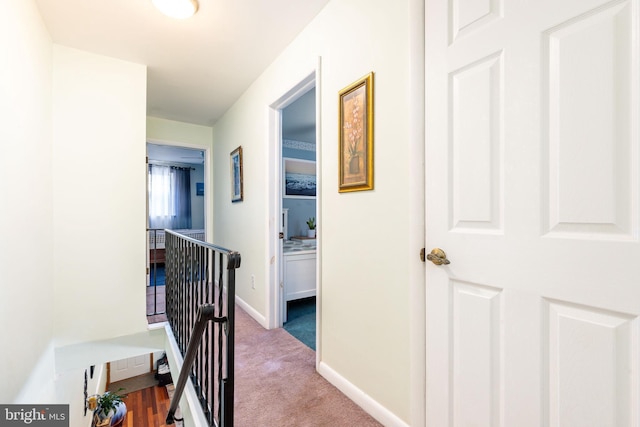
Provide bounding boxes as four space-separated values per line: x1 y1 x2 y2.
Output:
149 265 207 286
284 297 316 350
149 265 165 286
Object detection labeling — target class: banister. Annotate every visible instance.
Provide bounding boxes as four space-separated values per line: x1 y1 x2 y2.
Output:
166 304 226 425
163 230 240 427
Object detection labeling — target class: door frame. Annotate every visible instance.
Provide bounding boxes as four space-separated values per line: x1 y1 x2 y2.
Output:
267 62 321 362
145 139 212 307
146 139 212 240
410 0 426 425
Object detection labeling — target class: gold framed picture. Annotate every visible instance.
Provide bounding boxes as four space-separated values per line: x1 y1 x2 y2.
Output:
230 146 243 202
338 72 374 192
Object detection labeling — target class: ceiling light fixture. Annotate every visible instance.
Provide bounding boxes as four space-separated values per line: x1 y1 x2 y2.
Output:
152 0 199 19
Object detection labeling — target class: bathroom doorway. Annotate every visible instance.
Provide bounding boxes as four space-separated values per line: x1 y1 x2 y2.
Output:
281 89 317 349
268 70 319 354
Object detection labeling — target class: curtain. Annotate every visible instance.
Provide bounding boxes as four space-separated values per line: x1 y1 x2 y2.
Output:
148 164 192 229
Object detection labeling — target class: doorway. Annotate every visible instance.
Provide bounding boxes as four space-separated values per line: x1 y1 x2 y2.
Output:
268 70 319 354
281 87 317 349
146 142 208 319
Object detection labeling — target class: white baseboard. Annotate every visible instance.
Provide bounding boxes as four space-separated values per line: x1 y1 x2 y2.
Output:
235 296 268 329
318 362 410 427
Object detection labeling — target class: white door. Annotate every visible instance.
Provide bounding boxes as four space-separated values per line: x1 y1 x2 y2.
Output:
109 354 150 383
425 0 639 425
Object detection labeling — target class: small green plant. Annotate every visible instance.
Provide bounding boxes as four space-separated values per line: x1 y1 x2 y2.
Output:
306 217 316 230
98 389 125 416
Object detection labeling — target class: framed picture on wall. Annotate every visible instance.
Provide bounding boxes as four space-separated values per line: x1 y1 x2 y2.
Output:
338 72 374 192
230 146 243 202
283 158 316 199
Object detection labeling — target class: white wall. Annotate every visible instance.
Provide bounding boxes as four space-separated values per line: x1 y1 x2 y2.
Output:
0 0 55 403
52 45 148 346
1 0 156 404
212 0 416 423
147 116 213 147
54 363 106 427
191 164 205 229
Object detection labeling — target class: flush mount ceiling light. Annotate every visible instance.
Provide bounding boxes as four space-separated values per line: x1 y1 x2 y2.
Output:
152 0 199 19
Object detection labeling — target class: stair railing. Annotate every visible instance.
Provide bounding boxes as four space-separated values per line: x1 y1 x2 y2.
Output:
164 230 240 427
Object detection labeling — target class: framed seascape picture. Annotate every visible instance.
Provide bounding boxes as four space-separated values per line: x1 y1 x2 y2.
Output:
230 146 243 202
283 157 316 199
338 72 374 192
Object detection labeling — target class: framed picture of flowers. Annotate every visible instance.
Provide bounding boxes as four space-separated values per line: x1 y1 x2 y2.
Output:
230 146 243 202
338 72 374 192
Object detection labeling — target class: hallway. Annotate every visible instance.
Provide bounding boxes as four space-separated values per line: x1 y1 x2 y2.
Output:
148 302 381 426
234 305 382 426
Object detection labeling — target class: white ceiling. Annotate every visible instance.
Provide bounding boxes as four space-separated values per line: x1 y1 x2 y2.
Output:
35 0 330 126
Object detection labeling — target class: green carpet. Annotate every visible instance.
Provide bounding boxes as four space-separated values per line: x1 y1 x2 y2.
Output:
107 372 157 395
284 297 316 350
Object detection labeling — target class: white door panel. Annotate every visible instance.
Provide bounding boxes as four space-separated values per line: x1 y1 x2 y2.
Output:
110 354 150 383
425 0 639 425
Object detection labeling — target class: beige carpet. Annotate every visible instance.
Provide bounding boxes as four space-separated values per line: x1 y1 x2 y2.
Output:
234 306 382 427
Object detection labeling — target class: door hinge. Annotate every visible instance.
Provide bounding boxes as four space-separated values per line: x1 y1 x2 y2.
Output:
279 232 284 239
146 267 149 275
420 248 426 262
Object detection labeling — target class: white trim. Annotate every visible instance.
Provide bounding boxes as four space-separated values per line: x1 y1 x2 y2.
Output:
267 64 319 336
146 138 213 243
147 321 168 331
410 0 427 425
283 139 315 151
313 56 323 369
164 325 209 427
267 103 282 329
235 295 268 328
318 362 411 427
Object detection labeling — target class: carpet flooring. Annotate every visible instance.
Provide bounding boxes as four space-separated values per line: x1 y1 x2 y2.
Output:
235 305 382 427
284 297 316 350
149 265 207 287
108 372 157 395
149 265 165 286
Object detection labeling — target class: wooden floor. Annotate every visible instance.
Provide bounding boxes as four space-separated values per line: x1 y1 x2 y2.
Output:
147 284 166 317
120 386 171 427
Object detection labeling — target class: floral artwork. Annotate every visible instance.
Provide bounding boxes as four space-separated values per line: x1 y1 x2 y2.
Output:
339 72 373 192
343 87 365 177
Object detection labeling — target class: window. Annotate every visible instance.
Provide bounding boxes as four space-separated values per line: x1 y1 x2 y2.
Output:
148 164 191 229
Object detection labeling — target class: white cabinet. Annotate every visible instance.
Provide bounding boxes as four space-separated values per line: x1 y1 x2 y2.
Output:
283 252 316 302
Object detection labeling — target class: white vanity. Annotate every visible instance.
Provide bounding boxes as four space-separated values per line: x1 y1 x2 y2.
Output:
283 238 316 303
281 208 316 323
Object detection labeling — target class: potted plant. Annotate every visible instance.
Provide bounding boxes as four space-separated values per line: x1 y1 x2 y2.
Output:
95 390 125 426
306 217 316 238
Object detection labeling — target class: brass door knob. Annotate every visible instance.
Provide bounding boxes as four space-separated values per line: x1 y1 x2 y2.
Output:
426 248 450 265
